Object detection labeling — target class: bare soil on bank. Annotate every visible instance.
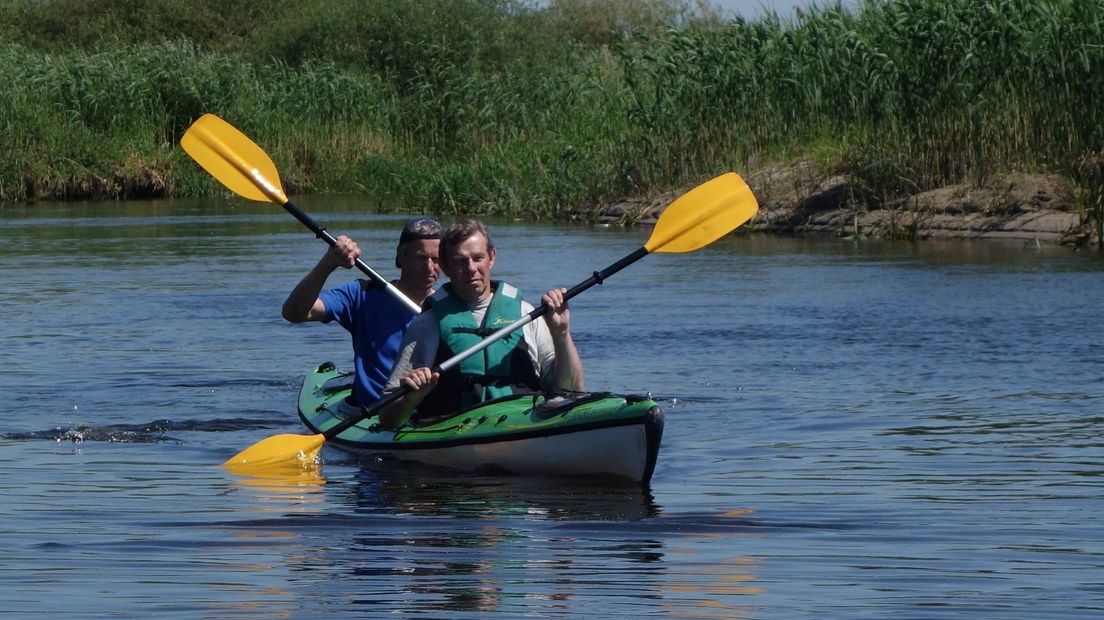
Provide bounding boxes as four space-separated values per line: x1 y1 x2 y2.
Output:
594 163 1097 246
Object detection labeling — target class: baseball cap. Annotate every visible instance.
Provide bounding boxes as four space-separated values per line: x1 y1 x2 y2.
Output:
398 217 443 247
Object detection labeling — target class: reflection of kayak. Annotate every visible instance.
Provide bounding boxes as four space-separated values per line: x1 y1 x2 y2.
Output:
356 474 661 520
298 362 665 484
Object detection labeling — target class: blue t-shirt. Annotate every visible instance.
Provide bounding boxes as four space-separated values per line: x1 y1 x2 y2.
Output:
319 280 418 405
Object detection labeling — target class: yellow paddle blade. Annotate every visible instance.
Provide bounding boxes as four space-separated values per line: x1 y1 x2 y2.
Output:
645 172 759 254
223 432 326 472
180 113 288 204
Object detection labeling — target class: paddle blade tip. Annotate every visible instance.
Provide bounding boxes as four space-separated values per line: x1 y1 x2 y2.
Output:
180 113 288 205
645 172 759 254
222 433 326 473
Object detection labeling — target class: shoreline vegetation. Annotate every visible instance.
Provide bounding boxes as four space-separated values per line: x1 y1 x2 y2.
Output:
2 0 1102 246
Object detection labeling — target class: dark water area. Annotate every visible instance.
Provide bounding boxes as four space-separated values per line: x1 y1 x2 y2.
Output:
1 197 1102 618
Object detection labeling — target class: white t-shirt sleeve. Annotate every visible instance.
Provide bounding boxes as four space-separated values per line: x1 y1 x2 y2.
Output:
520 301 556 385
382 312 440 394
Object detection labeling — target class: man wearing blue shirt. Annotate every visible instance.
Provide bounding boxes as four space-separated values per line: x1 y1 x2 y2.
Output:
282 218 443 405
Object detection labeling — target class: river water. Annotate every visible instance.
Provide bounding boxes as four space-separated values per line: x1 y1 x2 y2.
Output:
1 197 1102 618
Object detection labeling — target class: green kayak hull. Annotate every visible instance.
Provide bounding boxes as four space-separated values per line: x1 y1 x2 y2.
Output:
297 362 665 484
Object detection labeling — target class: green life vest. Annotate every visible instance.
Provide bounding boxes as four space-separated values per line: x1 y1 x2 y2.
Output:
419 281 540 417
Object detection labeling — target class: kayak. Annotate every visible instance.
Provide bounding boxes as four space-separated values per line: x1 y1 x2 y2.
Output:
297 362 665 484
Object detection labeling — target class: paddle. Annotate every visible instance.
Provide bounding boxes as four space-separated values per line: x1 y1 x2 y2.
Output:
180 113 422 314
221 171 759 472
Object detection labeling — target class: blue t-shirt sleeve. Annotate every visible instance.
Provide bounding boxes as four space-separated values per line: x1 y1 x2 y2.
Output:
318 280 363 331
314 279 414 405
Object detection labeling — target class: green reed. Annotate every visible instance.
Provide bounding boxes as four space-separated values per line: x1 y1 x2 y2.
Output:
1 0 1101 222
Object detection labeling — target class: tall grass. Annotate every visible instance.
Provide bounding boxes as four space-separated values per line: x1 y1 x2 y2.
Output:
1 0 1101 220
619 0 1104 196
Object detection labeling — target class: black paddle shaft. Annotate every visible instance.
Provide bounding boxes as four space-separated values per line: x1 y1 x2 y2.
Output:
560 246 649 304
281 200 390 289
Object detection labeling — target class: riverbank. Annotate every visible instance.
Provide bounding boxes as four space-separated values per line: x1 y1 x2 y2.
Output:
593 165 1096 246
3 1 1102 229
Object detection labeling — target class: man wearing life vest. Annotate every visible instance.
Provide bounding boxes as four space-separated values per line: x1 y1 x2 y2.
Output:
379 219 584 428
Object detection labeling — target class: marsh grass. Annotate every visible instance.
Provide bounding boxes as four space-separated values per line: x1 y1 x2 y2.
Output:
1 0 1101 221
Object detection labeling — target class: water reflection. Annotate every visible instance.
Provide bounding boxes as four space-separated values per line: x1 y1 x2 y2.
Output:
338 521 671 614
213 459 768 615
319 472 766 616
347 528 512 613
345 468 661 521
225 468 328 513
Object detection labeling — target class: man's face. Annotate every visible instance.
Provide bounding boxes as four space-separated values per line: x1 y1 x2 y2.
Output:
397 239 441 290
443 233 496 303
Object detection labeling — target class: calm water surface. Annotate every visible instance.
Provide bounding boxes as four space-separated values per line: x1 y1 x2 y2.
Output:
1 197 1102 618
